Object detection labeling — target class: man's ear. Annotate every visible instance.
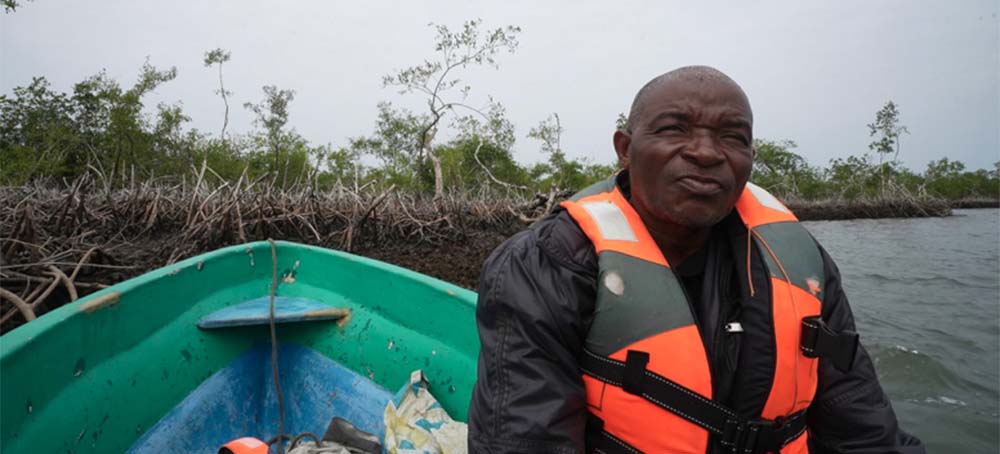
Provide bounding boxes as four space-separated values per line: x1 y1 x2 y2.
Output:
613 130 631 169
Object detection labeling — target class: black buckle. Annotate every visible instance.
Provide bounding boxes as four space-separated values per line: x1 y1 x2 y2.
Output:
721 419 768 454
801 316 859 372
720 412 805 454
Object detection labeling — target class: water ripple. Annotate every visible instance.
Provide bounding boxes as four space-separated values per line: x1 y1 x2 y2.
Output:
806 209 999 450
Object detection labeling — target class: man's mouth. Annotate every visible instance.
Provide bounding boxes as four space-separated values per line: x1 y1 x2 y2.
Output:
676 175 724 195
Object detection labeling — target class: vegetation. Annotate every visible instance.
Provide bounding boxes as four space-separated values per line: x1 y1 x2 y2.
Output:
751 136 998 203
380 19 521 199
748 100 997 203
0 24 617 197
3 63 995 205
2 0 26 13
1 17 996 204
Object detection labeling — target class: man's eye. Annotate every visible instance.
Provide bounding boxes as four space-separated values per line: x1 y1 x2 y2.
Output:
723 134 749 145
655 125 684 134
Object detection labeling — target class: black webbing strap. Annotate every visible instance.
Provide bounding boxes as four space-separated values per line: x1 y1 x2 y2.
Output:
621 350 649 395
800 316 859 372
586 414 642 454
581 349 807 454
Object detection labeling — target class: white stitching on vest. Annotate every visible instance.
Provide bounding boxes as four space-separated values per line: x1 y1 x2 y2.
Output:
644 372 735 416
585 349 733 416
641 393 720 433
718 421 742 446
581 367 622 387
605 433 642 454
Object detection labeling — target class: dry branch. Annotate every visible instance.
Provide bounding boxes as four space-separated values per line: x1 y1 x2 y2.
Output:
1 168 534 333
0 288 35 322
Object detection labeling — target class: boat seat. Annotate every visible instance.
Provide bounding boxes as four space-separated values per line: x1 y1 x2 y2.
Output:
198 296 350 329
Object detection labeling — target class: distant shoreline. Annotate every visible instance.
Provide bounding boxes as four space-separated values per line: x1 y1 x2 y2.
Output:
949 199 1000 209
789 198 998 221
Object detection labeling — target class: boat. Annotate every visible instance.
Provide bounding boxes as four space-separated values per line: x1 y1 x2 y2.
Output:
0 241 479 453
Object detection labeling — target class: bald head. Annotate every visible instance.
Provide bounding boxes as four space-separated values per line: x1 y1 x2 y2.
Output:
626 66 751 132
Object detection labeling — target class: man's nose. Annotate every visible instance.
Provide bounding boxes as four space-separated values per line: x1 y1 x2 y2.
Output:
682 130 725 166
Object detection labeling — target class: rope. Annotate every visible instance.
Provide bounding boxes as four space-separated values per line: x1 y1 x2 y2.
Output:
266 432 321 451
288 432 322 450
268 239 286 454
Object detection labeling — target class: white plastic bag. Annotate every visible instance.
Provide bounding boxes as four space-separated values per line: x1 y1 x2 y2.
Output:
383 370 468 454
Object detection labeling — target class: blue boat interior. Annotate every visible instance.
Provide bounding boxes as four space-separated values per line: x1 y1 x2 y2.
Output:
128 344 392 453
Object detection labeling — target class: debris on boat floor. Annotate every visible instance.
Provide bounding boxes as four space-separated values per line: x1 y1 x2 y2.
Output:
301 307 352 328
384 370 468 453
75 426 87 445
80 292 120 314
282 260 300 283
324 307 351 328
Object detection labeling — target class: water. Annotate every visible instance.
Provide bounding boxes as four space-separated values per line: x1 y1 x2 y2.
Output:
803 209 1000 453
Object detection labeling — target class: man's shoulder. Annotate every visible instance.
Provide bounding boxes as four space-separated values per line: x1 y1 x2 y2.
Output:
491 208 596 273
477 208 598 332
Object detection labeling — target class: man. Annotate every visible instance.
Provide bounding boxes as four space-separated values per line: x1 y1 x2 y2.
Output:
468 66 924 453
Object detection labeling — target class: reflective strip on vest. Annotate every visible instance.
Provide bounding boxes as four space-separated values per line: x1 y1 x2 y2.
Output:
580 201 638 243
736 182 797 229
561 179 823 454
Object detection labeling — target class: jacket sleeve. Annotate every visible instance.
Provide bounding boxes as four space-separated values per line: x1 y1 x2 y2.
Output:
806 245 926 454
467 217 597 454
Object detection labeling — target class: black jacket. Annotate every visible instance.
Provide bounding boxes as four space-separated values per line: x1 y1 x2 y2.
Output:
468 203 925 453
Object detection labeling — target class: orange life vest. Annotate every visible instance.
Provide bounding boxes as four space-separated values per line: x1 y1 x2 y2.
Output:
219 437 269 454
561 180 827 454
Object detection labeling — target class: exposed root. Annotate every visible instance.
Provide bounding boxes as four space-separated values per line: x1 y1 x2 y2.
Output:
0 288 36 322
0 169 538 333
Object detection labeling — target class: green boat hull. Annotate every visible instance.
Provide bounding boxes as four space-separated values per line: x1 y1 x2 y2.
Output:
0 241 479 453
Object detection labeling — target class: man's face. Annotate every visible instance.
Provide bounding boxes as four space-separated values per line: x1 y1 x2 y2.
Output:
615 78 754 229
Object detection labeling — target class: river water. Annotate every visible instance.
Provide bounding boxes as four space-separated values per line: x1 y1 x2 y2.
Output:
803 209 999 453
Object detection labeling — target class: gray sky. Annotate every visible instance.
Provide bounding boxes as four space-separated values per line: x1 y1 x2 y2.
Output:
3 1 998 171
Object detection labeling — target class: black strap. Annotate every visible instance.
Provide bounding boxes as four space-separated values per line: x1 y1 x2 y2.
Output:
800 316 859 372
586 414 642 454
622 350 649 395
581 349 807 454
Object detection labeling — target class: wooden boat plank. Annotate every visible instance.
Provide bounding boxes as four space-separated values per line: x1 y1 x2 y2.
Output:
197 296 350 329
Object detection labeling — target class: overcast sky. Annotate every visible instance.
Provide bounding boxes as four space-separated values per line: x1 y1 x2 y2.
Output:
2 1 998 171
